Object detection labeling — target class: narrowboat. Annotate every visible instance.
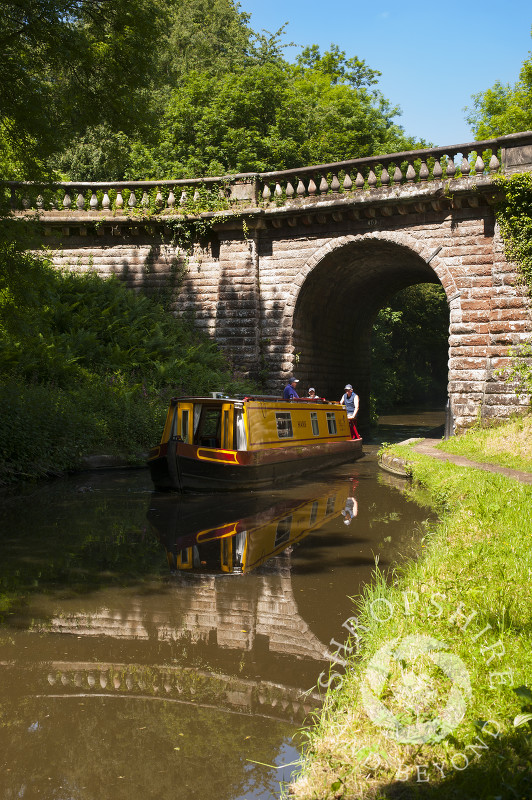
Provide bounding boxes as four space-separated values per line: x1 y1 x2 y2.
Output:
147 481 355 574
148 394 363 492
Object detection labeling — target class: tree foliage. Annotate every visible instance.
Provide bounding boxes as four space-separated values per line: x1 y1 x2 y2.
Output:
466 30 532 138
0 0 162 178
371 284 449 412
0 0 425 180
0 244 256 483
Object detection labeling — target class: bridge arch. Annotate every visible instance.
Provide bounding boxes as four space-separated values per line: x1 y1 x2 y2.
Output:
282 232 453 420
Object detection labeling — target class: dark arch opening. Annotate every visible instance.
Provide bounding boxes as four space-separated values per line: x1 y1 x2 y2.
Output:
291 239 449 428
371 282 449 414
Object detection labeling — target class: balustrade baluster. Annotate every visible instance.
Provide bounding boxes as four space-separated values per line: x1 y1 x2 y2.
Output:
49 196 57 210
193 188 200 202
155 189 164 208
128 190 137 209
286 181 294 198
116 190 124 209
368 169 377 189
167 189 175 208
76 193 85 210
296 179 306 197
274 182 283 198
489 153 500 172
405 163 416 183
474 155 485 176
343 172 353 191
393 165 403 184
262 183 271 201
22 197 30 209
380 166 390 187
319 175 329 194
461 153 471 177
355 171 365 190
89 191 98 211
63 191 72 210
419 160 429 182
102 191 110 210
308 177 317 196
179 190 187 206
446 156 456 178
141 191 150 207
36 195 44 209
328 174 338 193
433 159 443 180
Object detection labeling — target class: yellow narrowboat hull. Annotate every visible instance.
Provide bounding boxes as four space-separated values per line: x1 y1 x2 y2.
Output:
148 396 363 492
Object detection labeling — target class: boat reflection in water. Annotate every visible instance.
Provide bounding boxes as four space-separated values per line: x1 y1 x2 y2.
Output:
147 479 359 575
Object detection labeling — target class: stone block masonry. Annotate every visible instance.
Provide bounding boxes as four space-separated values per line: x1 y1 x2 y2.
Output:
16 131 532 432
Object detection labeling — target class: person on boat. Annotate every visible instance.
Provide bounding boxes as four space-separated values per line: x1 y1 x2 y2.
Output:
283 377 300 400
341 495 358 525
308 387 317 399
340 384 360 439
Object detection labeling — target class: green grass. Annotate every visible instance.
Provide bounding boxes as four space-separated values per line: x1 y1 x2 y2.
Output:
291 442 532 800
436 414 532 473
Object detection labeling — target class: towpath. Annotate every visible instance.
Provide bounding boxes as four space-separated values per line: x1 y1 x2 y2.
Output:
411 438 532 485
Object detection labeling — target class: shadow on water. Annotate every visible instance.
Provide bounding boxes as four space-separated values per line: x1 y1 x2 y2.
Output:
0 415 440 800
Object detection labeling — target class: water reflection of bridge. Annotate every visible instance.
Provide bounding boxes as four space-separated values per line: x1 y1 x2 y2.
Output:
23 551 334 722
42 562 330 660
28 660 319 724
13 481 371 722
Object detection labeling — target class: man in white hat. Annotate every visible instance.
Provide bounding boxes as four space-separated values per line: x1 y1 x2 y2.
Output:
340 384 360 439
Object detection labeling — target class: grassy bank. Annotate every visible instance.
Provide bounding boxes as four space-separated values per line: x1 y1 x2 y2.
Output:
437 414 532 472
291 430 532 799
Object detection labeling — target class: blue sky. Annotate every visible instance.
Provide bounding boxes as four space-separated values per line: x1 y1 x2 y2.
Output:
239 0 532 147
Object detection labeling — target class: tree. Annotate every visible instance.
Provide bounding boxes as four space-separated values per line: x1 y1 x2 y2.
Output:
137 38 424 179
0 0 162 178
465 31 532 138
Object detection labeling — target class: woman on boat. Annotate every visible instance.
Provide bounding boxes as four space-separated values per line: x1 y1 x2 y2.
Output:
308 387 317 399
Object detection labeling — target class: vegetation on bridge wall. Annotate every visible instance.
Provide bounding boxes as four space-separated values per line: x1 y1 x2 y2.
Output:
494 172 532 400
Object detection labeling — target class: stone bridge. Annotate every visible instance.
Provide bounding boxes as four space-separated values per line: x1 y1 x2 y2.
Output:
6 131 532 430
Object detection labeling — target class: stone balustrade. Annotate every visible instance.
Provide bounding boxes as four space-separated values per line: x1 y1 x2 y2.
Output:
2 131 532 216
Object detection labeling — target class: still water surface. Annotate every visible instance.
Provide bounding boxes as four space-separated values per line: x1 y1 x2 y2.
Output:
0 412 442 799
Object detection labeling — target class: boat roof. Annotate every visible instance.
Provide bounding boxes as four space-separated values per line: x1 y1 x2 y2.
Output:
169 394 337 405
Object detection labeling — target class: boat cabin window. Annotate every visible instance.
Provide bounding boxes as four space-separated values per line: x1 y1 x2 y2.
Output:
310 412 320 436
235 411 247 450
194 406 222 448
326 495 336 515
309 500 319 526
276 412 293 439
223 409 231 449
326 412 337 435
181 409 190 443
275 515 292 546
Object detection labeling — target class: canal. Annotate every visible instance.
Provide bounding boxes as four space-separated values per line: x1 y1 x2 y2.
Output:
0 411 443 800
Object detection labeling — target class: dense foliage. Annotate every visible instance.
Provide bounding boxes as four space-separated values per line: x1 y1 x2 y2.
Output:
0 244 255 484
371 283 449 412
0 0 425 181
466 30 532 139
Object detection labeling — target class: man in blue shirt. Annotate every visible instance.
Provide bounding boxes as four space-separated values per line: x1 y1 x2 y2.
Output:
283 377 300 400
